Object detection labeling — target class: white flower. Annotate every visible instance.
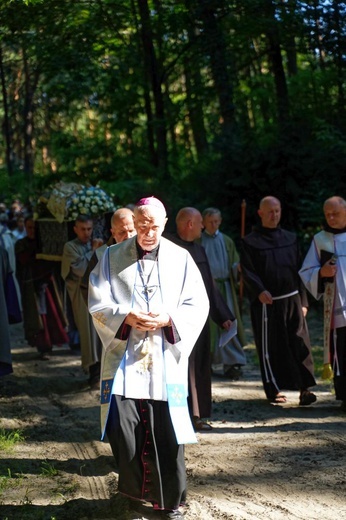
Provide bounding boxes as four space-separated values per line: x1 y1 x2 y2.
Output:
63 185 114 220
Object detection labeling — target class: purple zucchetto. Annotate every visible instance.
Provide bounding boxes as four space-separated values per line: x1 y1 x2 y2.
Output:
135 196 166 215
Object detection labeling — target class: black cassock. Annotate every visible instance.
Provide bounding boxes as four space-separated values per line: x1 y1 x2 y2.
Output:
166 233 232 418
241 225 316 398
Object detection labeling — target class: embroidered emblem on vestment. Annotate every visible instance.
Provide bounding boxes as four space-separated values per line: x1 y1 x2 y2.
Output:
93 311 107 328
101 379 112 404
134 338 153 374
167 384 185 407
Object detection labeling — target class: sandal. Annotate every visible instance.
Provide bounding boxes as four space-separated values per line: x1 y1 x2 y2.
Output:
299 390 317 406
193 416 213 431
270 393 287 404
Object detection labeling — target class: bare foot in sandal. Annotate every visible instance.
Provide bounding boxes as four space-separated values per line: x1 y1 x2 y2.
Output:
269 393 287 404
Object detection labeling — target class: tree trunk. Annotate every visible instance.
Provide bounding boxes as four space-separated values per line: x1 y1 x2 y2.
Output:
136 0 168 177
0 44 13 176
182 0 209 158
280 0 298 76
22 48 38 180
332 1 345 118
198 0 235 143
130 0 157 167
264 0 290 124
184 54 209 158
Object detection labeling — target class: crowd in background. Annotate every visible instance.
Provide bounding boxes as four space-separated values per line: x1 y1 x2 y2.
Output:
1 195 345 412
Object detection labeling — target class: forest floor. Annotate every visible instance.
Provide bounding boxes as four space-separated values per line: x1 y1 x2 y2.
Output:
0 309 346 520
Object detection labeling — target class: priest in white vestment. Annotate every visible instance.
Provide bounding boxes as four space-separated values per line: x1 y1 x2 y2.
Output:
300 196 346 412
88 197 209 519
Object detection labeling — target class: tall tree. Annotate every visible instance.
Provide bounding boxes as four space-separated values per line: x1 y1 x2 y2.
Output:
262 0 290 124
136 0 168 177
0 44 13 176
197 0 235 145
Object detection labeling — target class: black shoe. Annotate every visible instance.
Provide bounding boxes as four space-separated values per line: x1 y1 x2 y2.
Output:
88 362 101 389
88 375 100 390
340 401 346 412
89 361 101 378
69 343 80 351
193 416 213 431
38 351 51 360
159 511 184 519
224 365 242 380
299 390 317 406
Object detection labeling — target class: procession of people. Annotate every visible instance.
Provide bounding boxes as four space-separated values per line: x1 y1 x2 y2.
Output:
1 192 346 519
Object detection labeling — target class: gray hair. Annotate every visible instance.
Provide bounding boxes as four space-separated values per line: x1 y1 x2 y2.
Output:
323 196 346 209
202 207 221 219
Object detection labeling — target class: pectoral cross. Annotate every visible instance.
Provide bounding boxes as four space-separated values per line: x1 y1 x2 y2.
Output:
136 259 158 304
143 285 156 297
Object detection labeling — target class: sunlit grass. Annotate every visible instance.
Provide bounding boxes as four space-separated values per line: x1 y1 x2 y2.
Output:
40 460 59 477
0 428 25 452
0 468 12 493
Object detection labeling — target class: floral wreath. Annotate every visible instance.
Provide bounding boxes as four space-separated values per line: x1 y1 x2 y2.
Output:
37 182 115 222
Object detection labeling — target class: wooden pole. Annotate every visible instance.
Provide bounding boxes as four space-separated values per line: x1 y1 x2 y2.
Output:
241 199 246 238
239 199 246 314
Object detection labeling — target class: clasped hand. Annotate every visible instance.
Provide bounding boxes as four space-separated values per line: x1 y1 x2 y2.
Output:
259 290 273 304
125 310 171 331
320 259 337 278
222 320 233 330
92 238 104 250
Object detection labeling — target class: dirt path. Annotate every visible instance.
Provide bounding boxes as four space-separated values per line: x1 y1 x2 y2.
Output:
1 317 346 520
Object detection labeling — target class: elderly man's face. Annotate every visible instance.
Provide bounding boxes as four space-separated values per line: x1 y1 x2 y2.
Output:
190 212 204 240
134 207 166 251
203 214 221 235
324 202 346 230
258 200 281 229
111 217 136 243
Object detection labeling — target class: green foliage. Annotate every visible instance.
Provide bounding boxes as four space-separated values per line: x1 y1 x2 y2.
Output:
0 0 346 236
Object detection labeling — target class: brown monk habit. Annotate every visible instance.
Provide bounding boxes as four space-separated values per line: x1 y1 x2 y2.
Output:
241 225 316 399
